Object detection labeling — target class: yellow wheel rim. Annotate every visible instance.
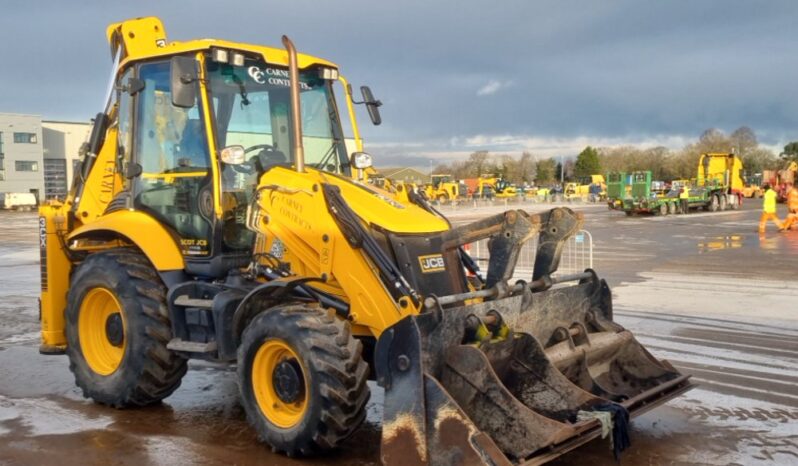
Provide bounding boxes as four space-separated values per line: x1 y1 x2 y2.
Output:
78 287 126 376
252 339 308 428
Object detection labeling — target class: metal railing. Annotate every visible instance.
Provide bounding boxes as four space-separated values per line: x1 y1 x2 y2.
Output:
435 195 602 211
464 229 593 281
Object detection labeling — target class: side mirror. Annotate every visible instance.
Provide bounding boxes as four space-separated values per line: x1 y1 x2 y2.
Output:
171 56 198 108
360 86 382 126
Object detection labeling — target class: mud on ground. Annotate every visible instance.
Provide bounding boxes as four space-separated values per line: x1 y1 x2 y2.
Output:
1 202 797 465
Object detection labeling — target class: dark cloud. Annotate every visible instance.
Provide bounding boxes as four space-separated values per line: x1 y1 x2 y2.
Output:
1 0 796 157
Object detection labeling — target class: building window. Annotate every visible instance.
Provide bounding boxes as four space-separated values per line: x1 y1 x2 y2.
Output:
14 132 37 144
44 158 68 200
0 132 4 154
15 160 39 172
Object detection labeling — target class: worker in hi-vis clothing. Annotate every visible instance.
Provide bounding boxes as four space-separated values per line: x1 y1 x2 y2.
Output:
679 184 690 214
780 182 798 231
759 184 784 233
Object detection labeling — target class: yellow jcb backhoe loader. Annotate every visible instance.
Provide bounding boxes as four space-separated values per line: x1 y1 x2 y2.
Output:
38 17 692 465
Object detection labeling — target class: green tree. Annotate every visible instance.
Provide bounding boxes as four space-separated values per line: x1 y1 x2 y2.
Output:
783 142 798 162
574 146 601 179
535 158 556 184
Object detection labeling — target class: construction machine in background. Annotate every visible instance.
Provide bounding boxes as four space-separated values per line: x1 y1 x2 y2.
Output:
741 173 763 198
691 152 744 212
608 154 744 216
38 17 692 466
608 171 680 216
425 174 468 202
763 161 797 202
564 175 606 202
476 174 518 199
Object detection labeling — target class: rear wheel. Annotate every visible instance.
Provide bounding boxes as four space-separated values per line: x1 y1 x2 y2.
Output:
709 194 719 212
238 305 369 456
659 203 668 216
728 194 739 210
719 194 728 211
668 202 677 215
65 249 187 407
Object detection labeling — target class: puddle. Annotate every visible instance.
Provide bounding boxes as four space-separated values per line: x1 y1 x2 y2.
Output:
698 235 744 253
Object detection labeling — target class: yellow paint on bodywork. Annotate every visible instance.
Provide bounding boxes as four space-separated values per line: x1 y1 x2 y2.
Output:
108 16 338 76
74 126 124 222
39 203 72 350
254 167 443 335
697 153 745 191
68 210 184 271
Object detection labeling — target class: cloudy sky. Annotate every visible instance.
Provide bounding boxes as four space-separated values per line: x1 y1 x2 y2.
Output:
1 1 796 166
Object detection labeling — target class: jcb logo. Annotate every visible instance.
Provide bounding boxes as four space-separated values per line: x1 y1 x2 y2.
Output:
418 254 445 273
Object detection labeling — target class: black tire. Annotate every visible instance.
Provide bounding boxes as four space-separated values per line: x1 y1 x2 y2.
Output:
729 194 740 210
709 194 719 212
625 210 634 217
65 249 187 407
238 305 370 456
659 203 668 216
719 194 728 211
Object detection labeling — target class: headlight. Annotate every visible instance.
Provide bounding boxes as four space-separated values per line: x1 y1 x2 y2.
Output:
319 67 339 80
350 152 373 170
220 145 246 165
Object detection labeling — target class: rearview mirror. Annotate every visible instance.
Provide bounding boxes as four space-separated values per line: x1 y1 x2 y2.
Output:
171 56 198 108
361 86 382 126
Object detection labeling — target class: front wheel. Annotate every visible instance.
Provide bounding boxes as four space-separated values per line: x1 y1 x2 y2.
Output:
65 249 187 407
238 305 370 456
659 203 668 216
668 202 677 215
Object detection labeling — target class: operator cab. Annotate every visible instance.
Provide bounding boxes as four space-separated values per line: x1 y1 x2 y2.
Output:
118 51 355 277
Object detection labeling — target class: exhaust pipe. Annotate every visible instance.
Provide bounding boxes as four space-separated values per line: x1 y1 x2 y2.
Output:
282 35 305 173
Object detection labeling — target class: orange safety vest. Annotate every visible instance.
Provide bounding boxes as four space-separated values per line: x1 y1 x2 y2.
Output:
788 187 798 211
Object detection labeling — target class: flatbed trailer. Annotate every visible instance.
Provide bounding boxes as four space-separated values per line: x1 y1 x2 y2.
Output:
609 153 746 216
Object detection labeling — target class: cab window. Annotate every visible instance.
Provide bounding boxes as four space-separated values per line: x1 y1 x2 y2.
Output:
133 60 214 257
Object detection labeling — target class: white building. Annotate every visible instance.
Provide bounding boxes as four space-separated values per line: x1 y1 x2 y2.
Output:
0 113 45 201
42 120 91 200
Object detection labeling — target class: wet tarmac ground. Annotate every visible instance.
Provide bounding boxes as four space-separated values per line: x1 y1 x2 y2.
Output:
1 201 797 465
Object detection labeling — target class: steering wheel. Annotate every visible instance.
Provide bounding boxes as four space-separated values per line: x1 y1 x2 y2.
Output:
224 144 277 175
244 143 276 154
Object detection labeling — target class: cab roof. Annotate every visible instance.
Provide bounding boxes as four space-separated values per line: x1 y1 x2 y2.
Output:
107 16 337 70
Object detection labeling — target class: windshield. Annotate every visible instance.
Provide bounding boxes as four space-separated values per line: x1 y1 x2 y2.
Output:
206 57 350 252
207 57 349 174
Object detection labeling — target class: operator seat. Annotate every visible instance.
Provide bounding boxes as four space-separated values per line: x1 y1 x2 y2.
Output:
251 147 288 173
177 120 209 168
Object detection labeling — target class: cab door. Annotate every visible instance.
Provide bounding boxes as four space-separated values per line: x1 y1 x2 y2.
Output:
131 60 215 258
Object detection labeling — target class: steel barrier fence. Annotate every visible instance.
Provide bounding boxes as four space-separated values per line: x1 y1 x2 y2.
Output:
464 229 593 281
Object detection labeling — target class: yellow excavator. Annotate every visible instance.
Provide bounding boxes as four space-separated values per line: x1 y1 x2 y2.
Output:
478 174 518 199
425 174 467 201
38 17 692 465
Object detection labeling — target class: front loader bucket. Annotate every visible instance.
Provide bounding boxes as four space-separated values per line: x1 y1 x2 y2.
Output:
374 207 693 465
